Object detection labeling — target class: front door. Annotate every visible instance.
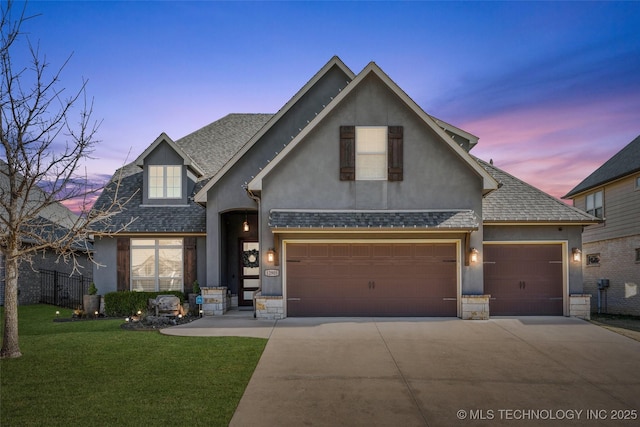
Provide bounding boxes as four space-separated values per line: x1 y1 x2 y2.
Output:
239 240 260 306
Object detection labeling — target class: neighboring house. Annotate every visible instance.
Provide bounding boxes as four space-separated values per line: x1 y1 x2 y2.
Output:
0 160 92 305
92 57 598 319
564 136 640 316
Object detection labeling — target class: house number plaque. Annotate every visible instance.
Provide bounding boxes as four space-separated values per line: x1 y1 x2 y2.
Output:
264 269 280 277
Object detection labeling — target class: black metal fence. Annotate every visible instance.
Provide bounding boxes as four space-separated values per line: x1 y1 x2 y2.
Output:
40 269 93 309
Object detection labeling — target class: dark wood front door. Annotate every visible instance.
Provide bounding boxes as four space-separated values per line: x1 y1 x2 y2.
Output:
286 242 457 317
484 244 563 316
239 240 260 306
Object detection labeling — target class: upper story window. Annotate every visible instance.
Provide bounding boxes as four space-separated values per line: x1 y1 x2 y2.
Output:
339 125 403 182
586 190 603 218
635 176 640 190
356 126 387 180
149 165 181 199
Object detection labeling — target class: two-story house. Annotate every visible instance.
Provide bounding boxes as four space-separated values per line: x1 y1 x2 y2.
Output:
91 57 598 319
564 136 640 316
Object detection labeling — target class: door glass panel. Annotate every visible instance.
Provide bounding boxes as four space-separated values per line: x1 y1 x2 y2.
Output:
242 242 260 276
243 278 260 289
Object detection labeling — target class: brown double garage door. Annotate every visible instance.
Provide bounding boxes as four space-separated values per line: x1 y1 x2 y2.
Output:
484 244 564 316
286 242 457 317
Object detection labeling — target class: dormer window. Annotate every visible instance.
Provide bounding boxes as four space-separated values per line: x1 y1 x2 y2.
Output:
149 165 182 199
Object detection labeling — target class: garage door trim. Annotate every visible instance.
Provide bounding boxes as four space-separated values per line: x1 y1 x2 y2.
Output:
482 240 569 316
282 238 462 317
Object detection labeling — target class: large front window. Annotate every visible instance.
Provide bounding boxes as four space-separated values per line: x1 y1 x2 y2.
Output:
131 239 183 292
356 126 387 180
149 165 182 199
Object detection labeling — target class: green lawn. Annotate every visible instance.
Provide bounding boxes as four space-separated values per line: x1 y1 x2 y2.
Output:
1 305 267 426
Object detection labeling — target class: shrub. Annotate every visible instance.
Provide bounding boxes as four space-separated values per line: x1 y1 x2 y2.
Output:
104 291 185 317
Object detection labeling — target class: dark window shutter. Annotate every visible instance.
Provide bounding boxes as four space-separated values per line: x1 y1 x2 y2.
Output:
116 238 130 292
340 126 355 181
183 237 197 293
388 126 403 181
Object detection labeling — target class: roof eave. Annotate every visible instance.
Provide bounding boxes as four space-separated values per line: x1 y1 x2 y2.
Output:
134 132 205 177
195 56 356 203
249 62 499 193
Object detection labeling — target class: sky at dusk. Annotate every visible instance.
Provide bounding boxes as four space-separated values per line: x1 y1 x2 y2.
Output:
8 1 640 211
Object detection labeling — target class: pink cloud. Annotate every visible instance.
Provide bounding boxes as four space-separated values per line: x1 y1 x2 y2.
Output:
464 91 640 200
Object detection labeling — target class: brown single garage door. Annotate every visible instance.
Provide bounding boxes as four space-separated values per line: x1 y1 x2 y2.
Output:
286 242 457 317
484 244 563 316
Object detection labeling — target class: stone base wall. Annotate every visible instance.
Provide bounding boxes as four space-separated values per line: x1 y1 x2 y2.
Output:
569 294 591 320
255 293 284 319
461 295 490 320
583 236 640 316
201 287 228 316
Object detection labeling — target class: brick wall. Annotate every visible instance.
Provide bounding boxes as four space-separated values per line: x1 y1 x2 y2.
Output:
583 235 640 316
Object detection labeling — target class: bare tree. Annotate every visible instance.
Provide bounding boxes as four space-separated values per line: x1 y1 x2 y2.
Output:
1 1 131 358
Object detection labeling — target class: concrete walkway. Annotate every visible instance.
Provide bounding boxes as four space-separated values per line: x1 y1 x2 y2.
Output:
165 315 640 426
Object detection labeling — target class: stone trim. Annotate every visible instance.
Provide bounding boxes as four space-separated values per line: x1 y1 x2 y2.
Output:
569 294 591 320
201 287 228 316
255 292 284 320
461 295 490 320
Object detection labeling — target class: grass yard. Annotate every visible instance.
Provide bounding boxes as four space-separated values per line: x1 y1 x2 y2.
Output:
0 305 267 426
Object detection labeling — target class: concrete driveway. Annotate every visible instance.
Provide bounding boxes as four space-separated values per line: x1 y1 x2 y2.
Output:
166 315 640 426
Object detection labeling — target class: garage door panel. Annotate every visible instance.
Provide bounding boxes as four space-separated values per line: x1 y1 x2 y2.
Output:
484 244 563 316
287 242 457 317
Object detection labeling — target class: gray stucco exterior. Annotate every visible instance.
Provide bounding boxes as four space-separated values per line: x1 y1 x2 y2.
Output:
90 56 597 319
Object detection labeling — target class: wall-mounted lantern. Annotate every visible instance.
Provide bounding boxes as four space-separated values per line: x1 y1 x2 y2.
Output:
470 247 479 263
572 248 582 263
267 248 276 264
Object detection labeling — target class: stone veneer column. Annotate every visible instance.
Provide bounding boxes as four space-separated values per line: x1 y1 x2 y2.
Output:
201 287 228 316
569 294 591 320
254 292 284 319
461 295 490 320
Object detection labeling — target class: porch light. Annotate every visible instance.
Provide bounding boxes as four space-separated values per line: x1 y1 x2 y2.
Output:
243 221 250 232
470 248 479 263
572 248 582 263
267 248 275 263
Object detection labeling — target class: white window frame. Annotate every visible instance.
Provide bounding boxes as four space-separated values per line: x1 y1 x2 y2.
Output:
355 126 387 181
130 238 184 292
149 165 182 199
586 190 603 218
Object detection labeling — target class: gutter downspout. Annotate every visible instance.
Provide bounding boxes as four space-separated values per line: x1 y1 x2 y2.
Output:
245 187 261 318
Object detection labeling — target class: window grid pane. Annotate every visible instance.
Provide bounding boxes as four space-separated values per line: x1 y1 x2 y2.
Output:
149 166 164 199
166 166 182 198
356 126 387 181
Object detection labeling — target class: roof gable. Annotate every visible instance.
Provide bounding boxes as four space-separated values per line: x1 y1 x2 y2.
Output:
134 132 204 177
194 56 356 203
564 134 640 198
247 61 498 194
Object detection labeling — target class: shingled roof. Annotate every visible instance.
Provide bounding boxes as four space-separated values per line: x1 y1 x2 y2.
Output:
91 114 272 233
269 210 479 230
477 158 599 224
563 134 640 198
